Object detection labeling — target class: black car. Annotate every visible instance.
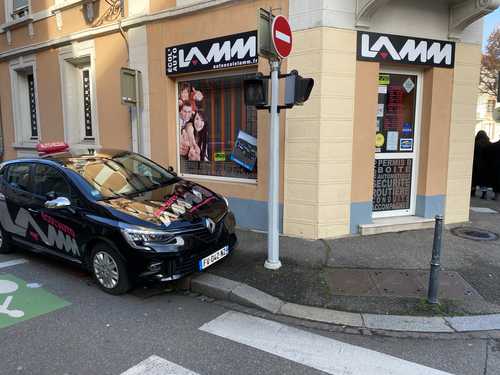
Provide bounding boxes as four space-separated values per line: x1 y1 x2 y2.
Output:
0 146 237 294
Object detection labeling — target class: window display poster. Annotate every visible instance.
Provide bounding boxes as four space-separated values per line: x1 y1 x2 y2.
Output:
386 131 398 151
373 158 412 212
375 73 417 153
230 131 257 171
178 75 258 179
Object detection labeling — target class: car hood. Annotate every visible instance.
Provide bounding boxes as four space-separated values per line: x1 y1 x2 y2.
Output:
98 179 227 230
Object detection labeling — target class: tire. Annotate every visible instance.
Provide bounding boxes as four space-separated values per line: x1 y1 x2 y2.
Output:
90 242 131 295
0 226 14 254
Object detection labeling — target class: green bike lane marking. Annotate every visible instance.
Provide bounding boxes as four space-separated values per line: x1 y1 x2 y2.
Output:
0 273 70 329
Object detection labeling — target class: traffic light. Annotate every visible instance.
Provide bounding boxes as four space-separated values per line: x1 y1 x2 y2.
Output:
243 74 269 108
284 70 314 106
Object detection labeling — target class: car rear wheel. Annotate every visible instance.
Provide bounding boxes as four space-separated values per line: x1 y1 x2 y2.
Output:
90 243 131 295
0 226 13 254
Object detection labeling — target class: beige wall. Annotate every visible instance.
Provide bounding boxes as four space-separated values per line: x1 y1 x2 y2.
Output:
285 27 356 239
37 48 64 143
445 42 482 223
147 0 288 203
0 1 128 54
94 33 131 150
150 0 177 12
351 61 379 203
418 67 453 197
0 62 15 161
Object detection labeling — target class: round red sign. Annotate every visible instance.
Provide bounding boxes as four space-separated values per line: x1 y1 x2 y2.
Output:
271 15 292 59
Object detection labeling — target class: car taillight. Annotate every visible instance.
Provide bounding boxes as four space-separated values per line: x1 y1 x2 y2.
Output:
36 142 69 155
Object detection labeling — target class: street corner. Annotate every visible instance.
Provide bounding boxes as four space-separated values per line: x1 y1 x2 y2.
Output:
0 273 70 330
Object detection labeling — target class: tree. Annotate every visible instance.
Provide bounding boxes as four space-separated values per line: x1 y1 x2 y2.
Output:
479 28 500 97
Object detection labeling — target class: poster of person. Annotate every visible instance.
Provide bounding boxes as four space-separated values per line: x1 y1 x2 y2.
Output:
177 76 258 180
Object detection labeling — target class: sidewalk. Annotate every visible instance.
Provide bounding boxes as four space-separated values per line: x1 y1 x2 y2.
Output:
204 197 500 318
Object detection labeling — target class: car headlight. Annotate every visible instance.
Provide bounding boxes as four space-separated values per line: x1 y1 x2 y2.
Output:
120 227 184 250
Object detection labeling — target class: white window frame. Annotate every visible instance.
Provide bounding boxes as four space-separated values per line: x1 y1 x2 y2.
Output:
9 54 40 149
176 69 258 184
59 40 100 148
5 0 31 21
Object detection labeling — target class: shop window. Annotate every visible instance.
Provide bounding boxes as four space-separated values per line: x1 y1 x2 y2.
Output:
10 56 40 146
177 74 258 181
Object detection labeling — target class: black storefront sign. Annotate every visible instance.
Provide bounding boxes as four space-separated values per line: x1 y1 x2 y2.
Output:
373 158 412 212
357 31 455 68
166 31 258 75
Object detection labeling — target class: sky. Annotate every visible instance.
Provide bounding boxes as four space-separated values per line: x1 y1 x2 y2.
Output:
483 8 500 50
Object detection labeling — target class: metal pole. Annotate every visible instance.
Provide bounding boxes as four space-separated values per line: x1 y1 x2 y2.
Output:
427 215 444 304
264 59 282 270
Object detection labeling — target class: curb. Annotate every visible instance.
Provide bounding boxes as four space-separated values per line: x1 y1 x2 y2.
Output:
190 273 500 333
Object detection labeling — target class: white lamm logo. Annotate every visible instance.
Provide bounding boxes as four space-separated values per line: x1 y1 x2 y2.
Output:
179 36 256 68
361 34 453 65
0 201 80 257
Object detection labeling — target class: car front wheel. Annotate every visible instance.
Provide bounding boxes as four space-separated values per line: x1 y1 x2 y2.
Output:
90 243 131 295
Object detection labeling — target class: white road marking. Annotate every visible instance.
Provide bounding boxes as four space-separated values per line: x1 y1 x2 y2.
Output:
0 259 28 269
200 311 454 375
470 207 498 214
121 355 200 375
275 30 291 43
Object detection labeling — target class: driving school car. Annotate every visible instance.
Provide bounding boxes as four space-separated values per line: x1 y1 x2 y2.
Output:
0 144 237 294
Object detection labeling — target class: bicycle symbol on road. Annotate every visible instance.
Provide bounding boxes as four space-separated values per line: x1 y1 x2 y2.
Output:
0 280 24 318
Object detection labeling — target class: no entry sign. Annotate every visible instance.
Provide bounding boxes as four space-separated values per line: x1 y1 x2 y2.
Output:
272 15 292 58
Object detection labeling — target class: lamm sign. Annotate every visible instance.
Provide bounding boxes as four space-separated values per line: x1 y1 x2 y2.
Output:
166 31 258 75
357 31 455 68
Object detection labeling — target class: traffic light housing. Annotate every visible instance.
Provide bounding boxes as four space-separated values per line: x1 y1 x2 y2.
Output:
284 70 314 107
243 74 269 108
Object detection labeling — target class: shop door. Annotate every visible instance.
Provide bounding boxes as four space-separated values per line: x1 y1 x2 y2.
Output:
372 70 422 218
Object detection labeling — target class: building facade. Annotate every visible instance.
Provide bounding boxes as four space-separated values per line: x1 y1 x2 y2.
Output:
0 0 497 240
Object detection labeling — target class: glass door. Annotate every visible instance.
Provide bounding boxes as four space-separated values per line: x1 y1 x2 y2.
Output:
372 70 422 218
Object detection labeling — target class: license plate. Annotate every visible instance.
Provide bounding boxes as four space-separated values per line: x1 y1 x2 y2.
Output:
198 246 229 270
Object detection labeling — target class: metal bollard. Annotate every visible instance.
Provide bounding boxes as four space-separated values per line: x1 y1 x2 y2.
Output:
427 215 444 304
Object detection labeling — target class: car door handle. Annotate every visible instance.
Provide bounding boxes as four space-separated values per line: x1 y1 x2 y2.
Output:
28 208 39 214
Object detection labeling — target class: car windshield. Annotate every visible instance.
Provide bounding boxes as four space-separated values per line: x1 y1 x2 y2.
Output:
62 152 175 200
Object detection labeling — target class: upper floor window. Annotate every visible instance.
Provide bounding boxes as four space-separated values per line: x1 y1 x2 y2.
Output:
10 0 30 20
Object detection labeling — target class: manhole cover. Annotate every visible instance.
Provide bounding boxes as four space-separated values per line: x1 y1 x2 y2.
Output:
451 227 499 241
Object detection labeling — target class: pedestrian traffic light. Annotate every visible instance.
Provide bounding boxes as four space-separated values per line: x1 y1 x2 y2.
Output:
243 74 269 108
284 70 314 107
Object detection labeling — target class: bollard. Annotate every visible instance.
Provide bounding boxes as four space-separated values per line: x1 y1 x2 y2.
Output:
427 215 444 304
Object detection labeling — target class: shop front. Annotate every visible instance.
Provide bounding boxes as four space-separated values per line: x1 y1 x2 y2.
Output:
146 0 287 233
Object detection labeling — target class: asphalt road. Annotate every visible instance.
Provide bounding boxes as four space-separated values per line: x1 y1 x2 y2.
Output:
0 249 497 375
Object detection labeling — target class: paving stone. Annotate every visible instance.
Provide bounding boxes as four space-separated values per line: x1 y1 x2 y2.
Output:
323 268 380 296
279 302 363 327
445 314 500 332
416 271 483 300
363 314 454 333
370 269 425 297
190 273 241 301
229 284 284 314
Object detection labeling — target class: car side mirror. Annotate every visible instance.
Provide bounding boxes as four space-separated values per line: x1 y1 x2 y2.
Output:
168 166 177 176
45 197 71 210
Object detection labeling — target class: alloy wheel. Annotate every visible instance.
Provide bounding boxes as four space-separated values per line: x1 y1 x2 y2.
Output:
93 251 120 289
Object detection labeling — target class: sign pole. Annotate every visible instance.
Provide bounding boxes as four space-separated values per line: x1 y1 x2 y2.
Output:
264 58 282 270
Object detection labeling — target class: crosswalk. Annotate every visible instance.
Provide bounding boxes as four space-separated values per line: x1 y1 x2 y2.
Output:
121 311 453 375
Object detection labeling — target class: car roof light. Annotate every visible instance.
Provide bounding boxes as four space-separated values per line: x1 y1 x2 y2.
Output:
36 142 70 155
